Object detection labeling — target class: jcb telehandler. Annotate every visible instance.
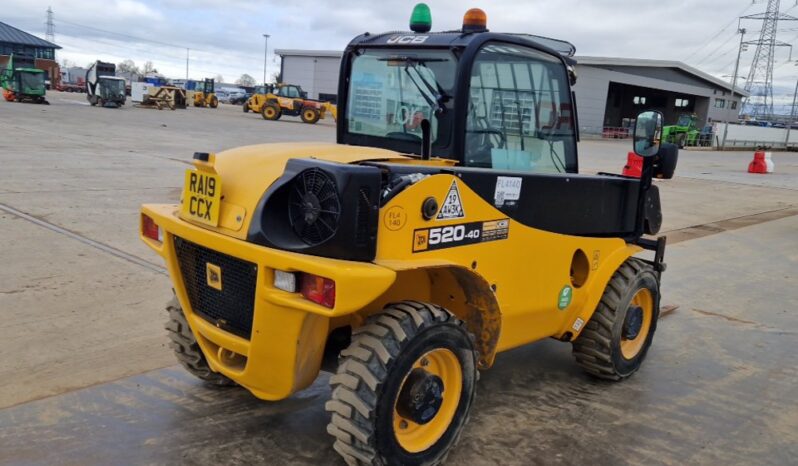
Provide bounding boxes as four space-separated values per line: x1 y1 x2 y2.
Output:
0 54 48 104
244 82 337 124
193 78 218 108
141 4 676 464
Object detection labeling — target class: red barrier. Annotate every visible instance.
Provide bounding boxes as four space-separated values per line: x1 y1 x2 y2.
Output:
622 152 643 178
748 151 774 174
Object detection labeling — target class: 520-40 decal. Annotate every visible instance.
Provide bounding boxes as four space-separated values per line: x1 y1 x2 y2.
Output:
413 219 510 252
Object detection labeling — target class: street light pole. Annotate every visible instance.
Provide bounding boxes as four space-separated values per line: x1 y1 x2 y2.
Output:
721 27 746 149
263 34 270 86
186 48 189 81
785 78 798 149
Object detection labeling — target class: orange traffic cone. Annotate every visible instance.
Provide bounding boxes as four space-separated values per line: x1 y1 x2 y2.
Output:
622 152 643 178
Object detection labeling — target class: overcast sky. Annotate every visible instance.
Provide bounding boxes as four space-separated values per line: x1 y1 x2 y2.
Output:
4 0 798 108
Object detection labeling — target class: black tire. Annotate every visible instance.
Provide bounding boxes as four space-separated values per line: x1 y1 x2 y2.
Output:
165 297 235 387
301 107 321 124
262 103 281 120
653 143 679 179
210 95 218 108
243 102 249 112
326 301 477 466
572 258 660 381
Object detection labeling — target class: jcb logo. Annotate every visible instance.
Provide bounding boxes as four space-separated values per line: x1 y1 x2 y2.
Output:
387 35 429 44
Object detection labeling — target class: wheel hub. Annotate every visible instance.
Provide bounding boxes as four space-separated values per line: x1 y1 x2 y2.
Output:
623 305 644 340
396 368 444 425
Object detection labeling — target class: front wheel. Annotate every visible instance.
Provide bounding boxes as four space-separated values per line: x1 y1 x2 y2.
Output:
326 301 477 466
572 258 660 380
242 102 249 112
209 95 218 108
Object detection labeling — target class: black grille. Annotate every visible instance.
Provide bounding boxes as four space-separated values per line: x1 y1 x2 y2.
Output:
173 237 257 339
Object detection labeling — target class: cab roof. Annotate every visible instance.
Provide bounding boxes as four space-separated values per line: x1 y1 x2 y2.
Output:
347 30 576 59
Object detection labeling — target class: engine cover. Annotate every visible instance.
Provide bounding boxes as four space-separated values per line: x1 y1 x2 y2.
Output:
248 158 382 261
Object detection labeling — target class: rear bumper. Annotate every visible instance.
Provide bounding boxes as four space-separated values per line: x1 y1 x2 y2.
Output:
141 203 396 400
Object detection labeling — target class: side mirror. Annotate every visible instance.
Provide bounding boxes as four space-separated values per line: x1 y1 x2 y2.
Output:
633 110 663 157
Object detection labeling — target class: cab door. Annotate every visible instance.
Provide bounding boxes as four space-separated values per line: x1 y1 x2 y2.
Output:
461 41 585 347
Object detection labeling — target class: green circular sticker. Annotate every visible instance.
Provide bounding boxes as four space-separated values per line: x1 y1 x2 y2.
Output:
558 285 573 310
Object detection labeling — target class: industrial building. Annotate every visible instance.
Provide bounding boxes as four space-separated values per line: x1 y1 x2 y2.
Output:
275 49 746 131
274 49 342 102
0 21 61 86
574 57 747 133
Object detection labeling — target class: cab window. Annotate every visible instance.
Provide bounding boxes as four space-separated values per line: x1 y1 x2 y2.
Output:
285 86 300 98
465 43 576 173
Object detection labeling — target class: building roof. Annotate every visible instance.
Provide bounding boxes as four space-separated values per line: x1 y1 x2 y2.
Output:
0 21 61 49
274 49 342 59
575 56 748 97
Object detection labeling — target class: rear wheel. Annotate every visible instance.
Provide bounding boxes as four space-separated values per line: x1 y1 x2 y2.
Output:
572 258 660 380
301 107 321 124
165 297 235 387
209 95 218 108
262 103 281 120
242 101 249 112
326 301 477 466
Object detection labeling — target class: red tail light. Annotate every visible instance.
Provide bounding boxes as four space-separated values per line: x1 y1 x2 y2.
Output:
141 213 162 242
300 273 336 308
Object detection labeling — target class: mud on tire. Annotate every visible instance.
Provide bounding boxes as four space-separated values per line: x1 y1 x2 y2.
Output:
165 297 235 387
572 258 660 381
326 301 477 466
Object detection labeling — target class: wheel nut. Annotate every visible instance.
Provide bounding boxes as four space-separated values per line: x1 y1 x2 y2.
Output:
399 420 408 429
420 358 429 367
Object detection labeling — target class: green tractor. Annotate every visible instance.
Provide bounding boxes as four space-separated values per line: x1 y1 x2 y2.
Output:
1 54 49 104
662 113 698 148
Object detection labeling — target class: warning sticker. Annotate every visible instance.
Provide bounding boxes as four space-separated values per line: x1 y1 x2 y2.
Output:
436 180 465 220
413 219 509 252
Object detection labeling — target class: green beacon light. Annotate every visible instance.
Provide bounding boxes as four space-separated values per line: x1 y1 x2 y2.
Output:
410 3 432 33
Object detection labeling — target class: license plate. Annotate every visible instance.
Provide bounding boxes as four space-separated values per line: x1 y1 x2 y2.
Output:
180 169 221 227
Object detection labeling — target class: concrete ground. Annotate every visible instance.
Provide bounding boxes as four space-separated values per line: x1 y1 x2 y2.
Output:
0 91 796 465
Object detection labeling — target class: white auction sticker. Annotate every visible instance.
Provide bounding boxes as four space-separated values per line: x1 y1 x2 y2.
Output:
494 176 522 206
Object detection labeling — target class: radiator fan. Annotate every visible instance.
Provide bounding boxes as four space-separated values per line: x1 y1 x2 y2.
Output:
288 168 341 246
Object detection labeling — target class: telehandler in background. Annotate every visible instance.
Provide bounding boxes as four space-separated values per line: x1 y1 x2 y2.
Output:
244 82 337 124
86 61 127 108
193 78 218 108
1 54 48 104
141 4 677 464
662 113 699 148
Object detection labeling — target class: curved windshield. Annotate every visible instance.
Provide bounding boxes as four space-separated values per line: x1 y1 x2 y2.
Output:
100 78 126 99
346 49 456 145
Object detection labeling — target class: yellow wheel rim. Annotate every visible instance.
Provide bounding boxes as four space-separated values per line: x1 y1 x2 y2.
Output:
265 108 275 117
393 348 462 453
304 109 316 119
620 288 653 360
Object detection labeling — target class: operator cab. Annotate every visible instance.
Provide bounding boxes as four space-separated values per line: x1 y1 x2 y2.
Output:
273 84 305 99
337 6 578 174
